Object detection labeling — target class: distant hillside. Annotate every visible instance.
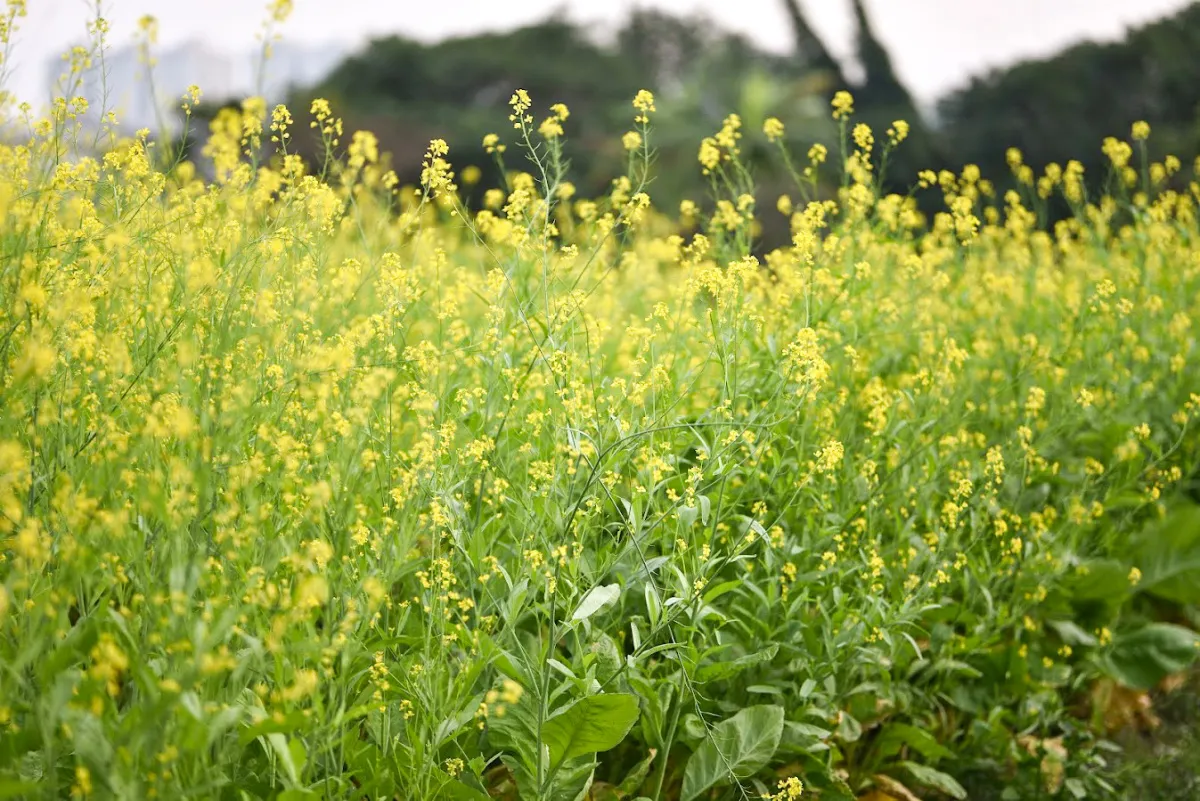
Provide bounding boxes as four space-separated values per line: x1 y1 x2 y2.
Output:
937 2 1200 179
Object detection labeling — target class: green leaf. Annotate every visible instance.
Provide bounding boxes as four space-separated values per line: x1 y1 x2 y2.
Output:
488 696 541 768
900 761 967 799
782 721 831 744
1065 560 1131 603
681 705 785 801
277 791 319 801
262 733 301 785
572 584 621 622
0 781 40 800
588 634 622 684
696 644 778 683
702 580 744 604
541 694 641 772
1047 619 1098 647
429 767 492 800
288 738 307 780
617 749 657 795
872 723 953 764
1133 504 1200 604
238 711 309 745
836 711 862 744
1103 623 1200 690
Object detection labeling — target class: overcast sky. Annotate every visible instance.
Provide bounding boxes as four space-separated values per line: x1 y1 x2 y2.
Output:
7 0 1194 105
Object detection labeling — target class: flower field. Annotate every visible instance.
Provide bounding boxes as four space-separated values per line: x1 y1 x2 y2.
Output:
3 19 1200 801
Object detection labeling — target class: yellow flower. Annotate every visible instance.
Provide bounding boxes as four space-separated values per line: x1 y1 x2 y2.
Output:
763 117 785 143
852 123 874 152
815 439 844 474
768 777 804 800
538 116 564 139
632 89 656 123
1128 567 1142 586
698 137 721 173
831 90 855 120
136 14 158 43
482 133 504 154
1131 120 1151 141
622 130 643 151
508 88 532 127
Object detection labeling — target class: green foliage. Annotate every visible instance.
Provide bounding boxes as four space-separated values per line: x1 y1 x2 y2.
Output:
1104 625 1200 691
681 706 785 800
1133 504 1200 605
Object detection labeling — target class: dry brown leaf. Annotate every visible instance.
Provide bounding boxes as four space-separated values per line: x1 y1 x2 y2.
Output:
1088 678 1161 733
873 773 924 801
1040 754 1065 795
1159 671 1188 694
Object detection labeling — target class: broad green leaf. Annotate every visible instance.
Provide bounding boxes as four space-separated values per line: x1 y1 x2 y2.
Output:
901 761 967 799
572 584 621 622
1065 560 1131 603
681 705 785 801
488 696 541 768
541 694 641 771
1133 503 1200 604
1103 623 1200 690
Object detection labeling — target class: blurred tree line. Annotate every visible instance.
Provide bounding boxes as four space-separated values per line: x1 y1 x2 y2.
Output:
290 0 939 214
937 2 1200 186
190 0 1200 228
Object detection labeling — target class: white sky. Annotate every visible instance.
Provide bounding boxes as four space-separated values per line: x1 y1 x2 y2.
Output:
6 0 1194 105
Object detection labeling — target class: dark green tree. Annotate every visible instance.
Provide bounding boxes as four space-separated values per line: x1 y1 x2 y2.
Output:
780 0 845 90
938 2 1200 188
849 0 915 113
